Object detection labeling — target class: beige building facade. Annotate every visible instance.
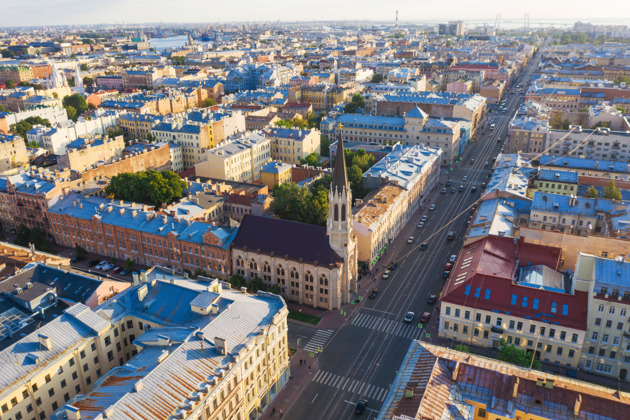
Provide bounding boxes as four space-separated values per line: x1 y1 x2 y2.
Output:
0 134 29 172
58 135 125 173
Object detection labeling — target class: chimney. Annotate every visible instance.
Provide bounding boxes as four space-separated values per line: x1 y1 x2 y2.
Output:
38 333 52 350
137 284 148 302
132 271 139 285
215 337 227 355
65 406 81 420
140 270 147 283
211 303 219 315
574 394 582 416
452 361 460 381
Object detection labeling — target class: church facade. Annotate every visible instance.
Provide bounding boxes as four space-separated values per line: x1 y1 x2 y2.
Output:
231 134 358 310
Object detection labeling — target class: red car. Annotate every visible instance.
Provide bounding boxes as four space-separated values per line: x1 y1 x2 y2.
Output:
112 266 122 274
420 312 431 323
444 262 453 271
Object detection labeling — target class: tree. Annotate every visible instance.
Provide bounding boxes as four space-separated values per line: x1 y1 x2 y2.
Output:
300 152 320 167
62 94 88 121
269 284 282 295
26 140 39 148
320 135 330 157
497 339 541 369
603 180 622 200
271 182 328 226
171 56 185 65
10 116 51 139
585 186 599 198
370 73 384 83
615 76 630 85
83 77 94 88
0 49 15 58
105 170 187 208
247 275 265 293
275 117 311 130
230 273 247 289
5 79 15 89
80 63 89 71
0 105 6 112
125 258 135 271
454 344 469 353
65 105 77 121
14 225 51 252
52 92 59 99
75 245 87 260
348 164 366 201
201 98 217 107
343 94 366 114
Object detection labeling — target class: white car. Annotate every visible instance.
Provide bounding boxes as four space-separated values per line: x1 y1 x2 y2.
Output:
101 263 114 271
95 260 108 270
429 204 436 211
417 222 425 229
404 312 415 323
407 236 415 244
450 255 457 263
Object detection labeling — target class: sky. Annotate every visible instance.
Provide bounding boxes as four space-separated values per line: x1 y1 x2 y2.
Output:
2 0 629 28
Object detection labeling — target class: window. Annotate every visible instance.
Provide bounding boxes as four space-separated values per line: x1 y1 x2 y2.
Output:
464 285 471 295
509 320 515 329
474 287 481 298
560 331 566 340
602 334 609 343
60 379 66 388
522 297 528 307
455 309 460 318
556 347 563 356
562 304 568 316
533 299 539 310
496 317 502 326
609 306 616 314
476 313 481 322
484 289 491 300
592 332 599 340
465 311 470 320
445 307 451 316
511 294 517 305
595 318 602 326
48 388 55 397
486 315 491 324
517 322 523 331
572 334 578 343
551 302 557 313
104 336 111 346
569 350 575 358
606 320 612 328
530 325 536 334
598 304 604 312
80 350 86 359
549 329 555 338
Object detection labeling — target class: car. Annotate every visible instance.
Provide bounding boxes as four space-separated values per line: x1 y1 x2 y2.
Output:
470 158 475 164
420 312 431 323
70 256 79 263
445 180 452 187
95 260 108 270
443 270 450 278
441 188 447 194
407 236 414 244
444 262 453 271
427 294 437 304
355 399 368 415
450 254 457 263
481 182 486 188
417 222 424 229
471 187 477 193
459 185 464 192
484 161 489 166
119 269 128 276
421 215 428 222
404 312 415 323
470 206 476 213
462 176 468 182
390 262 398 270
368 288 378 299
497 137 501 142
102 263 114 271
420 242 428 250
382 270 391 279
112 266 122 274
429 204 436 211
87 260 99 267
450 188 456 194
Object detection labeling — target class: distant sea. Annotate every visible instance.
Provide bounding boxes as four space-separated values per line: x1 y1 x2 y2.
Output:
149 35 188 52
417 18 630 29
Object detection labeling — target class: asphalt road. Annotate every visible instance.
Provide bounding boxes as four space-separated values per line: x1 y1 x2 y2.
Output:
285 51 543 420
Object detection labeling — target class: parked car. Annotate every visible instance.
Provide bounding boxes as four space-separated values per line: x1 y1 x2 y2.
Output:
404 312 415 323
429 204 436 211
119 269 128 276
449 255 457 263
443 270 450 278
382 270 391 279
112 266 122 274
444 262 453 271
390 262 397 270
95 260 108 270
102 263 114 271
355 399 368 415
420 312 431 323
427 294 437 304
368 289 378 299
87 260 99 267
70 257 79 263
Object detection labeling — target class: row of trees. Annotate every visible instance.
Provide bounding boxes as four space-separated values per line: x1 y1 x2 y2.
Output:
585 180 622 200
10 116 51 140
274 112 320 130
343 94 366 113
105 170 187 208
271 182 329 226
15 224 52 252
62 93 88 121
230 273 281 294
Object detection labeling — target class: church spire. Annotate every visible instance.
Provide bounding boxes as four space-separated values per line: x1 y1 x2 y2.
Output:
331 124 348 194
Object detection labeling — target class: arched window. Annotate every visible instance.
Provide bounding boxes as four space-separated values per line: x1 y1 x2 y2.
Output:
305 271 314 283
249 259 258 271
263 261 271 273
319 274 329 286
276 265 285 277
334 204 339 221
341 204 346 221
236 256 243 267
290 268 299 280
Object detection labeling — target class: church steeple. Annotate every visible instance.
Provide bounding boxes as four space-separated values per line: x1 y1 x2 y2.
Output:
331 124 349 195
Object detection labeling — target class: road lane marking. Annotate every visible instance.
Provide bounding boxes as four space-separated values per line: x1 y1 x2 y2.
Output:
311 393 318 404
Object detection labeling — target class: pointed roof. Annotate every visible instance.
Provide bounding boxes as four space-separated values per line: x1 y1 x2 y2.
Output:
405 106 428 119
332 126 348 193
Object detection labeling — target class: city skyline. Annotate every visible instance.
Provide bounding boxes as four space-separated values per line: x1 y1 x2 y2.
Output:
2 0 629 28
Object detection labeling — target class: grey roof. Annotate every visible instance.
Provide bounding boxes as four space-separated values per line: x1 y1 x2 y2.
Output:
331 129 348 194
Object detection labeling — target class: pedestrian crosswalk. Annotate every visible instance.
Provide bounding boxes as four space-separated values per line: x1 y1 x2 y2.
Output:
303 329 334 353
311 370 390 402
351 313 425 340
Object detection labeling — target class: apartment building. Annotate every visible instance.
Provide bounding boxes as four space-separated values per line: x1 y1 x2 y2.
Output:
0 65 34 83
0 268 289 420
195 133 271 182
378 341 630 420
58 135 126 173
530 169 579 197
576 253 630 381
117 113 162 140
439 236 588 368
151 121 211 169
538 155 630 182
525 87 582 111
0 134 29 172
332 108 463 165
48 194 237 279
292 85 351 113
260 161 292 189
122 69 160 89
545 127 630 162
262 127 321 164
506 117 550 154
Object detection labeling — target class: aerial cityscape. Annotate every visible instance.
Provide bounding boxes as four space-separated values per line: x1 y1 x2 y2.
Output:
1 4 630 419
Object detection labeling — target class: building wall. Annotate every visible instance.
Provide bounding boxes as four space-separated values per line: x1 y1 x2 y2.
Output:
0 135 29 172
267 130 321 165
58 136 125 173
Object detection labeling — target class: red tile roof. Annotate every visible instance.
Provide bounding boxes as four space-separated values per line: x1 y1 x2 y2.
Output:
441 236 588 330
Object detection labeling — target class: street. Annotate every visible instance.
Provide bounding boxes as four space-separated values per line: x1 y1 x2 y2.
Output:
283 51 542 419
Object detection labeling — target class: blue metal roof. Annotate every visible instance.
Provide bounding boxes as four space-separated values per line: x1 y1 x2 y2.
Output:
537 169 578 183
539 155 630 174
595 258 630 289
